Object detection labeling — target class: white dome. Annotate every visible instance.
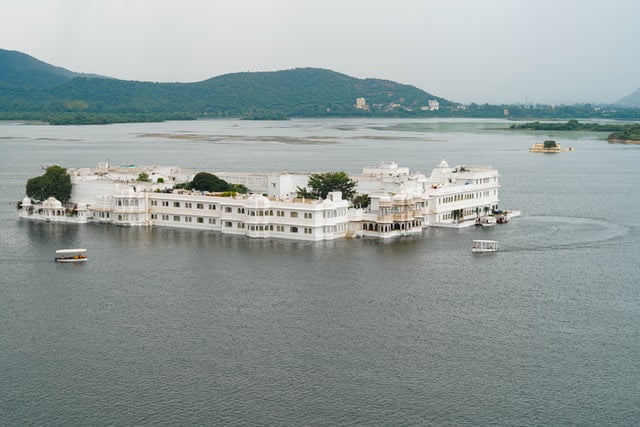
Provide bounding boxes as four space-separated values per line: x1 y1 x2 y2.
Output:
42 197 62 209
247 193 268 206
21 195 32 206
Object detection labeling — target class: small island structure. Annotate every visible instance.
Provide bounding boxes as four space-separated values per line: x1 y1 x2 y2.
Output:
529 140 574 153
607 123 640 144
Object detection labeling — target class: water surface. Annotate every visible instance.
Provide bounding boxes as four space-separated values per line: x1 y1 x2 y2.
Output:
1 118 639 425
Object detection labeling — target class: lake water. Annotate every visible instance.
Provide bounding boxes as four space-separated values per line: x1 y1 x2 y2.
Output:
1 118 639 425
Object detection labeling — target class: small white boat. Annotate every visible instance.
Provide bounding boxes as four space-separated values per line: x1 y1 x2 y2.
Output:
476 216 496 227
472 240 498 253
55 248 88 263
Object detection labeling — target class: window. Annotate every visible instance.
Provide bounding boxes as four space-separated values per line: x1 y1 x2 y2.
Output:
151 200 158 206
196 203 204 209
185 202 192 209
276 225 284 232
208 218 216 224
225 207 232 213
290 211 298 218
162 215 169 221
290 226 298 233
304 227 312 234
209 204 217 210
304 212 313 219
162 201 169 207
225 221 232 227
237 208 244 214
173 216 180 221
277 210 285 217
173 202 180 208
117 200 122 206
151 214 157 220
197 217 204 223
185 217 192 223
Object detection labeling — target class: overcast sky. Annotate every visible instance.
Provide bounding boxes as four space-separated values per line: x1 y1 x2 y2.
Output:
1 0 638 104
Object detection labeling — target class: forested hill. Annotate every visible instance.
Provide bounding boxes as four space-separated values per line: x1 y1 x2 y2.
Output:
0 48 453 118
0 48 103 88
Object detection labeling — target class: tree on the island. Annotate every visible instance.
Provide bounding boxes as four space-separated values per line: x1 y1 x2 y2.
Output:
352 194 371 208
189 172 229 192
297 171 356 200
228 183 249 194
186 172 248 194
136 172 150 182
543 140 557 149
26 165 72 202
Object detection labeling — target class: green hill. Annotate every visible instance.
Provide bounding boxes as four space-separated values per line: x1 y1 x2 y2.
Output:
0 48 103 88
0 49 454 121
615 88 640 107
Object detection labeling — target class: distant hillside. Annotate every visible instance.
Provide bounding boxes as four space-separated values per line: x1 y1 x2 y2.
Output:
0 48 103 89
0 49 454 120
615 88 640 107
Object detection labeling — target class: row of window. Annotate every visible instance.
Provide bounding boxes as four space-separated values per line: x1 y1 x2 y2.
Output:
116 214 142 221
439 191 494 204
150 199 330 219
441 208 476 221
116 199 141 207
149 213 328 235
246 225 313 234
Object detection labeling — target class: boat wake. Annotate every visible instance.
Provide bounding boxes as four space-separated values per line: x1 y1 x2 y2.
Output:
498 216 630 253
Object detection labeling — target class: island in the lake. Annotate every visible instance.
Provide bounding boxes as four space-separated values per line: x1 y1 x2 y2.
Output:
511 120 640 144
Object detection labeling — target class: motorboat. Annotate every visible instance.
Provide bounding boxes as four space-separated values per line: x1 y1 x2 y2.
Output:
55 248 88 263
472 240 498 253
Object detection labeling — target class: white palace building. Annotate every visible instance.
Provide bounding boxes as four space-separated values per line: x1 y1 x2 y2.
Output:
19 159 513 241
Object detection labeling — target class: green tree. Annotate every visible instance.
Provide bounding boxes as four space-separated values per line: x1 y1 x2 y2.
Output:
228 183 249 194
543 140 557 149
188 172 230 192
352 194 370 208
25 165 72 202
136 172 150 182
297 171 356 200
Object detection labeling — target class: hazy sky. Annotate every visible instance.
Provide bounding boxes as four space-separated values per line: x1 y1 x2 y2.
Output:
1 0 638 104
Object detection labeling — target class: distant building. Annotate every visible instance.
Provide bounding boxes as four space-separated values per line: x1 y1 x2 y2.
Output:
503 108 509 116
355 97 369 110
428 100 440 111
